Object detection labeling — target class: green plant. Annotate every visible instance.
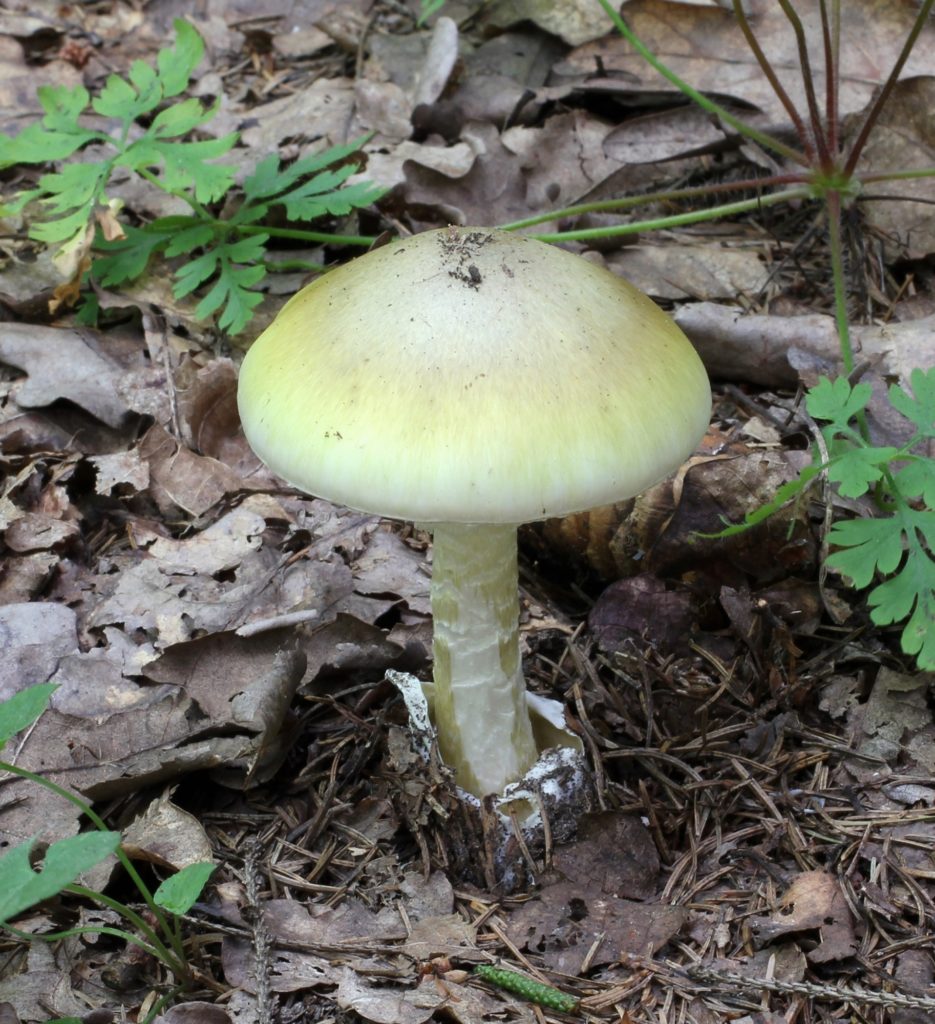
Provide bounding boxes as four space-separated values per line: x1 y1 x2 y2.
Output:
0 684 215 1015
417 0 447 26
474 964 579 1013
499 0 935 669
714 370 935 668
0 19 384 333
809 372 935 666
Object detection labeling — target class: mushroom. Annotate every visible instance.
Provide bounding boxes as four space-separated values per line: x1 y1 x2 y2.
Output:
237 226 711 798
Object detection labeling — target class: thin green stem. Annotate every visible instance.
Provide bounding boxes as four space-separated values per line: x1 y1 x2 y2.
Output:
0 760 184 967
777 0 832 169
263 258 327 272
733 0 815 162
235 224 376 246
140 989 182 1024
499 174 809 231
528 187 812 243
843 0 935 176
65 884 185 975
596 0 809 167
824 189 853 374
825 186 870 465
135 166 212 220
4 921 163 962
861 167 935 184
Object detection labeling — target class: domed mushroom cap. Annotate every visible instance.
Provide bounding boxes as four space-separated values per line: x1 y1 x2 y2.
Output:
237 226 711 524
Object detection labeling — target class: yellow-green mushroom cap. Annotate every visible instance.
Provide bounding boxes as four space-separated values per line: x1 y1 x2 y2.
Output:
237 227 711 524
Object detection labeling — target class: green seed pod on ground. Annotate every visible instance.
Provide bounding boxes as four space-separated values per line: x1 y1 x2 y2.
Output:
474 964 579 1013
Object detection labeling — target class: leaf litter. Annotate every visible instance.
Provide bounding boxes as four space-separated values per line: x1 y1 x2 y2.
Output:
1 1 935 1022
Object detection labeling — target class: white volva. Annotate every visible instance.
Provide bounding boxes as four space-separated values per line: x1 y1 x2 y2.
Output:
238 226 711 796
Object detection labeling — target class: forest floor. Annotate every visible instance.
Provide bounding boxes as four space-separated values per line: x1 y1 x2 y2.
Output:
1 2 935 1023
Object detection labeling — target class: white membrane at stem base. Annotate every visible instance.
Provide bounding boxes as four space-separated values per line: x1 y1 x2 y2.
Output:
386 669 435 761
385 670 590 827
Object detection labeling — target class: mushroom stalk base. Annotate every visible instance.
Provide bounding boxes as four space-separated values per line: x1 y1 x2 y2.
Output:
428 522 538 797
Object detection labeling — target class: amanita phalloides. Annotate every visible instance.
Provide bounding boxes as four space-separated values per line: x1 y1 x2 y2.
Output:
237 226 711 797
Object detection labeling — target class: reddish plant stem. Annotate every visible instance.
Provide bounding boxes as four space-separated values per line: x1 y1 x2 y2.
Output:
818 0 839 157
777 0 832 170
843 0 935 176
732 0 814 163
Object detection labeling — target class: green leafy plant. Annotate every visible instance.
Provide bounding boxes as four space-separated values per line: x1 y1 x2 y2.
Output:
501 0 935 669
809 372 935 666
713 371 935 668
0 684 214 1015
0 20 384 333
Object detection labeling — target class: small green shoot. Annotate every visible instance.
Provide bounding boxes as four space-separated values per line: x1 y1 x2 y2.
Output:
0 682 58 746
417 0 447 25
1 20 384 334
154 861 216 916
0 684 214 999
474 964 579 1013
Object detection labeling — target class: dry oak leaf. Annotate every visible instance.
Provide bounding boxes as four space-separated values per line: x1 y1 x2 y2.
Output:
749 870 858 963
0 323 131 428
560 0 935 131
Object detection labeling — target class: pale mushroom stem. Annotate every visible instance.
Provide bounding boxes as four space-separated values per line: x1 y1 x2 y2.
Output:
428 521 539 796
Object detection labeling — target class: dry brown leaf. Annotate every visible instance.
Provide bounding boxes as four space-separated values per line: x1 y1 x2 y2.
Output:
3 511 79 552
892 949 935 1024
483 0 611 46
413 17 458 106
504 811 681 973
0 942 88 1021
842 667 935 784
508 879 686 973
0 551 58 604
560 0 935 133
0 618 305 848
553 811 661 898
449 29 562 126
224 78 356 172
221 896 408 996
356 78 413 142
402 111 623 226
122 790 214 870
136 422 248 518
335 971 447 1024
88 449 150 495
605 242 769 300
589 573 697 655
88 496 354 647
749 871 858 963
602 106 726 165
0 324 133 428
857 75 935 258
0 601 78 701
173 357 278 487
0 32 83 129
152 1003 232 1024
657 449 816 577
